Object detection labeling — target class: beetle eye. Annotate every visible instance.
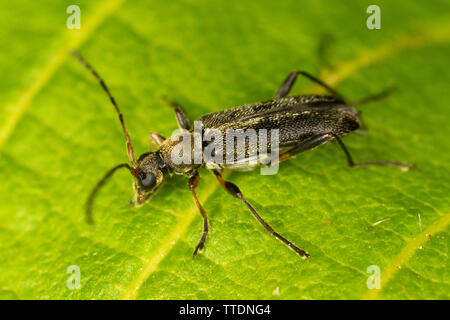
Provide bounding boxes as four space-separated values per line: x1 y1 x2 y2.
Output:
139 172 156 189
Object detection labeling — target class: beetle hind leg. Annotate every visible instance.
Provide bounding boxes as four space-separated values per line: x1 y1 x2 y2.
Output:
273 133 414 171
273 134 334 165
332 134 415 170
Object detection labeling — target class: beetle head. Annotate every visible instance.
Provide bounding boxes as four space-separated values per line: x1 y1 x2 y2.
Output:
133 152 167 204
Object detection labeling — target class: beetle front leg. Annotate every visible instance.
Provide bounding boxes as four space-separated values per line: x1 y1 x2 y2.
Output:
162 96 191 130
332 134 415 170
212 170 310 259
188 171 209 257
149 132 166 151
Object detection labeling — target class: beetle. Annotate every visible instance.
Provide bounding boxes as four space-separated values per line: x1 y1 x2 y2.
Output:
72 51 413 259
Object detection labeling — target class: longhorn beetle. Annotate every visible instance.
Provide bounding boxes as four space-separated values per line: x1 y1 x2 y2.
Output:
72 51 413 259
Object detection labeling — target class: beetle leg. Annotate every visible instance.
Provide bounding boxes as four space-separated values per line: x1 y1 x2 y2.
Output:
212 170 310 259
331 134 415 170
149 132 166 151
275 71 297 98
188 171 209 257
273 134 334 164
275 70 346 102
161 96 191 130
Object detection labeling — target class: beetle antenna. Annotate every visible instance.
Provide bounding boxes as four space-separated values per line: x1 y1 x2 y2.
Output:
70 50 137 167
85 163 139 225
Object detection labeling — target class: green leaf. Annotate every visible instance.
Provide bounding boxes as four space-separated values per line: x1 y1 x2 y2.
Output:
0 0 449 299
